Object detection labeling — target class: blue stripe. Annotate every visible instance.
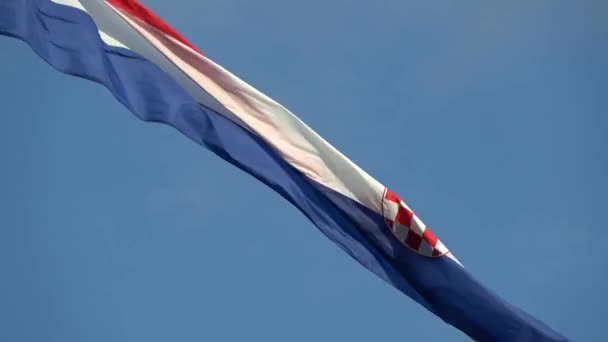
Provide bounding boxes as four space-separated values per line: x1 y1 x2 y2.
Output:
0 0 568 341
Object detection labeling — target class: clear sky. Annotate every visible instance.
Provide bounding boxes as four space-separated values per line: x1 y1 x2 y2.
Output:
1 0 606 341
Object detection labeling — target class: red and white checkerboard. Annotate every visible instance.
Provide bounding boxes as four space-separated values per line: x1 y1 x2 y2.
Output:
382 188 448 257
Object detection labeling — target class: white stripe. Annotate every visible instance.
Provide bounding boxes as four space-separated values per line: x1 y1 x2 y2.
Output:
105 6 386 215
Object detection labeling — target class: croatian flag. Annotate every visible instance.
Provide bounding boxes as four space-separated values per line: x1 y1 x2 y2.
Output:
0 0 567 340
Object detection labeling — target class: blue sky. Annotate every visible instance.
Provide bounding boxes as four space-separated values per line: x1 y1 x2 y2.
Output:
1 0 606 341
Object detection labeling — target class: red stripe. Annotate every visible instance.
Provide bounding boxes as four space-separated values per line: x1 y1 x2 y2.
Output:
105 0 201 53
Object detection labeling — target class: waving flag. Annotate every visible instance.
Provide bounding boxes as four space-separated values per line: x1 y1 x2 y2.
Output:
0 0 567 340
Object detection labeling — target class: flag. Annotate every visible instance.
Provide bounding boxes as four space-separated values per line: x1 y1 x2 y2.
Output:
0 0 568 340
